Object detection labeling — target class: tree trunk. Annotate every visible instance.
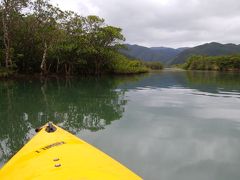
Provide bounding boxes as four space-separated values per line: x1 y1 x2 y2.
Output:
95 58 101 75
56 57 60 74
48 63 52 72
40 42 48 75
64 64 67 75
40 78 49 120
2 1 12 69
65 63 71 76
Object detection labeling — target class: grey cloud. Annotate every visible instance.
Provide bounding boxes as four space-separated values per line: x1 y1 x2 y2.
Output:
53 0 240 48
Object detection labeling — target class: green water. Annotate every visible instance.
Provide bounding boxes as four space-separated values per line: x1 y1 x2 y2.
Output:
1 71 240 180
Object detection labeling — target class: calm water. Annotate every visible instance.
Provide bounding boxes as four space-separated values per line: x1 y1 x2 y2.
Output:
1 71 240 180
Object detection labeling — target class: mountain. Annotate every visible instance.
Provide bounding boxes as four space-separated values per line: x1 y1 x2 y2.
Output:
120 44 187 64
121 42 240 65
171 42 240 64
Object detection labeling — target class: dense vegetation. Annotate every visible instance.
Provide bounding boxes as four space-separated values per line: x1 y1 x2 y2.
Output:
143 61 163 70
111 54 148 74
0 0 148 77
182 55 240 71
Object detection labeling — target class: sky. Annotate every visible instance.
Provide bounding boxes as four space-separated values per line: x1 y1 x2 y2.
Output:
51 0 240 48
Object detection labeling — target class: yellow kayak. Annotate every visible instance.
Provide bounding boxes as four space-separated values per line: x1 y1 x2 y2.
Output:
0 123 141 179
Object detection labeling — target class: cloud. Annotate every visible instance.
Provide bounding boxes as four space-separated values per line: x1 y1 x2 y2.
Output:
51 0 240 48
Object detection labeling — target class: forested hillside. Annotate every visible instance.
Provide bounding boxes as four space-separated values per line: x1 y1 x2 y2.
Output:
171 42 240 64
121 42 240 66
121 44 186 64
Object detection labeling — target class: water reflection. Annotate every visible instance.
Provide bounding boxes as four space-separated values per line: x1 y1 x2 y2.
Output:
80 71 240 180
119 71 240 97
0 76 145 165
1 71 240 180
186 71 240 97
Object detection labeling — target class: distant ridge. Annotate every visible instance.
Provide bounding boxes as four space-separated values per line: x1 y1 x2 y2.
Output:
171 42 240 64
121 42 240 65
120 44 187 64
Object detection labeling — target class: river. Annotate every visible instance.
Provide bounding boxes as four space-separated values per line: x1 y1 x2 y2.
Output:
1 70 240 180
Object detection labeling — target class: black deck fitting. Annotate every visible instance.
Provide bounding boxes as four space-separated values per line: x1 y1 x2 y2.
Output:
45 122 57 133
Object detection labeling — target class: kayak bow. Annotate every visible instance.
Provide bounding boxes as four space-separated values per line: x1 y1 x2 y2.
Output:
0 123 141 179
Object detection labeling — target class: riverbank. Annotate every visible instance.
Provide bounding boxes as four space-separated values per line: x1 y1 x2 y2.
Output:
0 57 166 79
0 68 150 80
181 55 240 71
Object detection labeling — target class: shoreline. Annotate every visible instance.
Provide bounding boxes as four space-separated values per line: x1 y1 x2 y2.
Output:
0 71 151 81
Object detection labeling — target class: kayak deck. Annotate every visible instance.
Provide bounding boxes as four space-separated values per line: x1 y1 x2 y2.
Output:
0 123 141 179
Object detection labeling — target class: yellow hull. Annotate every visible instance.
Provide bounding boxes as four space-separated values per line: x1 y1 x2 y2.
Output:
0 123 141 179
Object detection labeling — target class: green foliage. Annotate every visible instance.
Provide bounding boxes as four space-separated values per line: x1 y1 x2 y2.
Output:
111 54 149 74
0 0 144 76
143 61 163 70
182 55 240 71
0 68 15 78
